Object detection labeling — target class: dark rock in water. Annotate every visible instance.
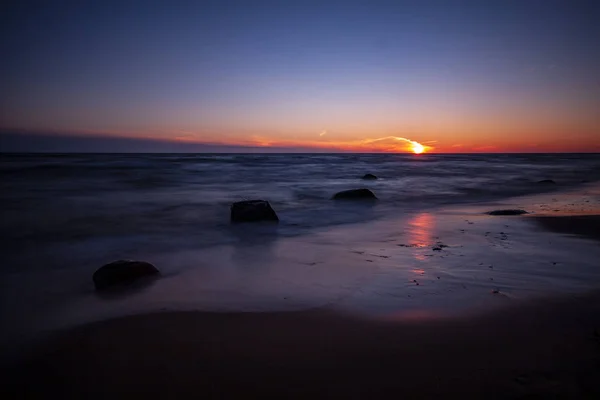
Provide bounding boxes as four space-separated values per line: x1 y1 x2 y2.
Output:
332 188 377 200
362 174 377 180
93 260 159 291
231 200 279 222
487 209 528 216
537 179 556 184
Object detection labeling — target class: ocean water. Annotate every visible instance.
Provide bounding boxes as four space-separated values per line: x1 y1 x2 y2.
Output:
1 153 599 271
2 152 600 345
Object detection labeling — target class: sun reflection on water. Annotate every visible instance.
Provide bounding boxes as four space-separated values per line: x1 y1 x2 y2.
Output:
407 212 435 261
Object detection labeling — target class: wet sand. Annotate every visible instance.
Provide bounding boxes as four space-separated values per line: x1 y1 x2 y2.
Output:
3 187 600 398
4 288 600 399
532 215 600 241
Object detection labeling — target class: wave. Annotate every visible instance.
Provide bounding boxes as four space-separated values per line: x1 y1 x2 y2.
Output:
1 153 599 256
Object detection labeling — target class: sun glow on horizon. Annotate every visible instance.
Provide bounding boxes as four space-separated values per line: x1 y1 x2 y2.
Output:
171 132 435 153
357 136 432 154
411 141 425 154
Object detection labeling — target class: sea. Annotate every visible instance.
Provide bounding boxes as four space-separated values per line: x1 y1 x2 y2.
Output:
2 152 600 347
1 153 600 272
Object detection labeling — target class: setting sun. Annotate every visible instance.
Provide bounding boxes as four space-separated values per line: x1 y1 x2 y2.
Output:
412 142 425 154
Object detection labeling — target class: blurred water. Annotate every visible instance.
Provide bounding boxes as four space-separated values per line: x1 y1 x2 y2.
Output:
1 153 599 272
2 152 600 348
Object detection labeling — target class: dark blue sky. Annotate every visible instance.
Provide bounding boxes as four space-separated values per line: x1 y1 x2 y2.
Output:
1 0 599 152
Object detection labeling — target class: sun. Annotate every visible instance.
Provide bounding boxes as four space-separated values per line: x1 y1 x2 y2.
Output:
411 142 425 154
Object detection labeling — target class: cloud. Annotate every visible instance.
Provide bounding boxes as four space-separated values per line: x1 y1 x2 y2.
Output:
358 136 432 152
0 128 438 154
248 135 275 146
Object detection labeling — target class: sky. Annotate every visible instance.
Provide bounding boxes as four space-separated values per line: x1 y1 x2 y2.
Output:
1 0 599 153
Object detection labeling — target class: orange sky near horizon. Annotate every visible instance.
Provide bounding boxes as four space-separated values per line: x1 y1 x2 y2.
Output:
174 134 600 153
53 125 598 153
7 87 598 153
36 91 596 153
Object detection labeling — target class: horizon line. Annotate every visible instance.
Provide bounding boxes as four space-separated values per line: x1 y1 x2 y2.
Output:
1 129 599 154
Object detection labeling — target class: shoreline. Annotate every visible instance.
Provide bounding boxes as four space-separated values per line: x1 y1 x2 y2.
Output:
3 183 600 397
2 183 600 345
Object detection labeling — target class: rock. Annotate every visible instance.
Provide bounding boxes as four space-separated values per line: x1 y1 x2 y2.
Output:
332 188 377 200
93 260 159 291
537 179 556 184
231 200 279 223
361 174 377 180
487 209 528 216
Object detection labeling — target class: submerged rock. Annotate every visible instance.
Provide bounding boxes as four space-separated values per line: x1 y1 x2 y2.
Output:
93 260 159 291
537 179 556 184
361 174 378 180
487 209 528 216
332 188 377 200
231 200 279 223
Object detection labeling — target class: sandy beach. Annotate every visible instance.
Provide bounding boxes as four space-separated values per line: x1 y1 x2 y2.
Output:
2 183 600 398
4 290 600 399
